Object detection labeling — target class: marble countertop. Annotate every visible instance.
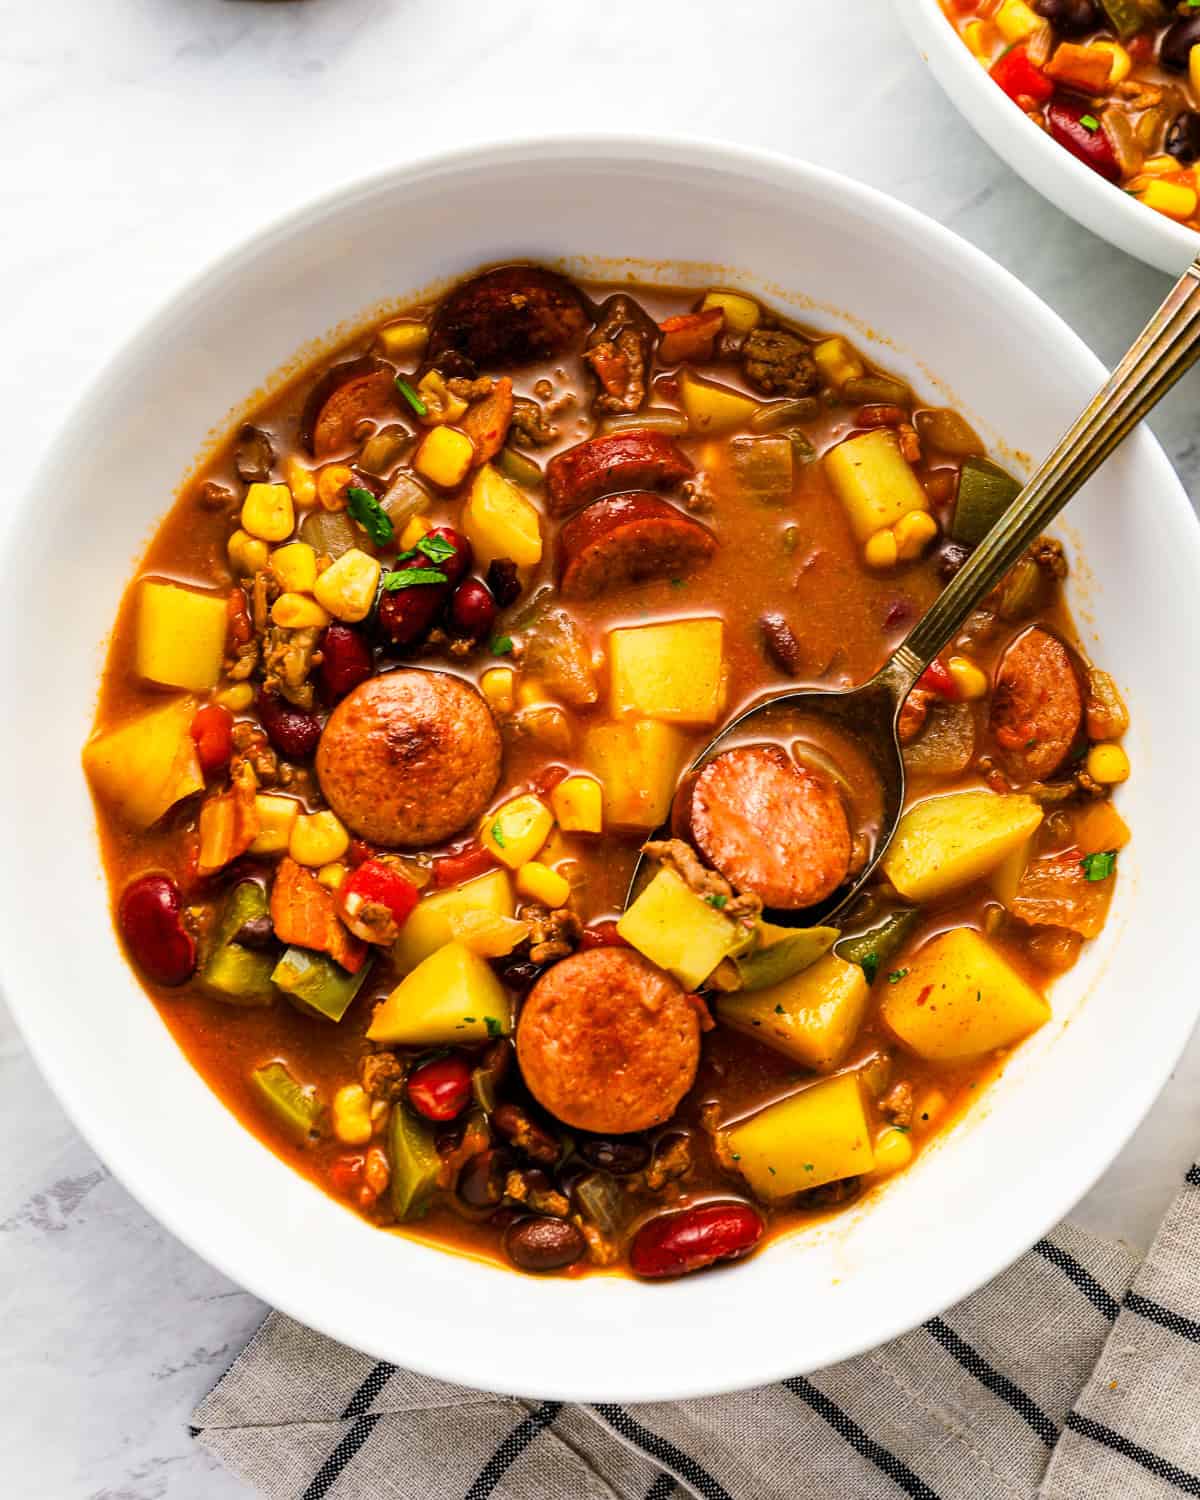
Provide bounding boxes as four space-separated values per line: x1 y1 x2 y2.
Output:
3 1 1198 1494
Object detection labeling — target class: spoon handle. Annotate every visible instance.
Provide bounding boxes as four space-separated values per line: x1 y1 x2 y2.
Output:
886 253 1200 695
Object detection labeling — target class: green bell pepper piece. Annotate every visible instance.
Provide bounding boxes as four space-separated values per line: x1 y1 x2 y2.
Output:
251 1061 323 1140
200 881 276 1005
1099 0 1152 39
952 456 1021 547
733 922 839 991
389 1104 440 1221
272 946 371 1022
835 908 921 984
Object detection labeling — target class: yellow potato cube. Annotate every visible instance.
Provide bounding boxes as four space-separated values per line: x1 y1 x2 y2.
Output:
812 336 865 389
136 580 229 692
393 868 515 973
700 290 761 334
313 547 381 623
550 774 602 834
617 866 750 990
289 810 350 867
367 941 512 1046
270 542 318 594
249 794 301 855
461 464 543 568
480 794 553 869
82 695 203 829
678 368 759 435
582 719 689 830
240 482 295 542
609 618 724 725
376 319 429 360
413 425 475 489
728 1072 875 1199
881 927 1050 1062
882 790 1044 903
516 861 571 909
825 429 929 543
271 593 331 630
716 952 870 1071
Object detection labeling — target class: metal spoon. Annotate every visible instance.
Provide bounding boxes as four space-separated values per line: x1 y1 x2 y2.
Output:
629 254 1200 928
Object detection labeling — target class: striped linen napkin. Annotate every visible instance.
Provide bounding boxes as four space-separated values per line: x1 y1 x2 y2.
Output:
192 1162 1200 1500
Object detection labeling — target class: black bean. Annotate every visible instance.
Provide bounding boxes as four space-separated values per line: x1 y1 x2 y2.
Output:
486 558 522 608
457 1148 512 1208
493 1102 560 1164
1033 0 1099 34
936 541 972 581
504 1215 585 1272
232 915 275 951
498 959 542 993
1162 16 1200 72
578 1137 651 1175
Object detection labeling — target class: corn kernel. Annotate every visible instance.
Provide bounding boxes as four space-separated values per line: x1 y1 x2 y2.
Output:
516 861 571 909
517 677 548 708
332 1084 373 1146
416 369 469 425
290 810 350 867
963 19 988 58
215 681 254 712
227 528 270 577
995 0 1040 44
249 794 300 855
399 514 433 551
241 482 295 542
864 528 898 569
313 547 381 623
376 319 429 360
414 425 476 489
551 774 603 834
1140 179 1198 221
317 464 355 512
1089 39 1129 85
1142 154 1181 177
812 336 864 389
272 592 331 630
270 541 318 594
947 654 989 700
894 509 939 560
480 667 515 714
700 290 760 334
1191 42 1200 99
1086 742 1130 785
285 456 318 510
480 794 553 869
317 861 348 891
916 1088 947 1129
873 1125 914 1177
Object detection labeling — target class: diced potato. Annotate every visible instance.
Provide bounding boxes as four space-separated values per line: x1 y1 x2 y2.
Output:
701 290 761 334
447 909 530 958
812 336 864 389
413 425 475 489
393 868 514 973
678 368 759 435
995 0 1041 43
313 547 381 623
881 791 1044 903
717 953 870 1071
83 695 203 828
825 430 929 543
461 463 543 568
617 866 751 989
367 940 512 1046
550 774 602 834
609 619 724 725
727 1072 875 1199
881 928 1050 1062
135 580 228 692
480 794 553 869
582 719 689 830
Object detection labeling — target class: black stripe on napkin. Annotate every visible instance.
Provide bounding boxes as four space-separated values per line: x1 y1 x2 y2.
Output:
923 1317 1058 1444
343 1361 397 1417
1033 1238 1120 1321
464 1401 562 1500
1186 1163 1200 1188
1067 1412 1200 1495
645 1475 678 1499
1125 1291 1200 1345
782 1376 942 1500
299 1360 398 1500
592 1405 733 1500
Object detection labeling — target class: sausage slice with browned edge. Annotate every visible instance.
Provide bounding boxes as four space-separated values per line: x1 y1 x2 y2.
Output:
517 948 701 1134
557 493 716 599
991 626 1083 781
316 670 502 847
686 744 851 909
427 265 590 369
546 430 695 517
300 355 398 459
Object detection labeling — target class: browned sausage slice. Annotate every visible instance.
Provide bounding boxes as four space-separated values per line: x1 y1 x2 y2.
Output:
517 948 700 1134
461 376 514 465
300 356 398 458
991 627 1083 780
316 670 501 847
546 430 694 517
427 265 590 368
557 493 715 600
687 745 851 909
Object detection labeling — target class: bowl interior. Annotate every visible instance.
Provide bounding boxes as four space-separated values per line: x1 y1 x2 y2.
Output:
4 138 1199 1400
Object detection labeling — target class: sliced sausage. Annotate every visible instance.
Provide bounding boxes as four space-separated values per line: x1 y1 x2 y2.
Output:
316 670 502 847
517 948 700 1133
427 265 590 369
990 626 1083 780
685 744 851 909
557 493 715 600
461 376 514 465
546 431 694 517
300 356 398 458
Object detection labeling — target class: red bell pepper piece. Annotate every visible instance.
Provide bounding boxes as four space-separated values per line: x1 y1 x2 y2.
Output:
338 858 420 944
1047 98 1120 183
432 840 497 889
990 45 1054 105
916 659 958 699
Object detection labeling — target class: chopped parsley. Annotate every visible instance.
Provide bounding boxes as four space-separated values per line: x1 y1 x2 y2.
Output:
774 1003 785 1015
417 531 456 565
803 1163 814 1172
768 1166 776 1175
395 377 427 416
490 820 507 849
1079 114 1100 132
705 893 728 910
381 566 447 590
345 485 394 546
861 952 880 985
670 578 685 589
484 1016 503 1039
490 635 514 656
462 1017 476 1024
1081 849 1117 883
887 967 909 984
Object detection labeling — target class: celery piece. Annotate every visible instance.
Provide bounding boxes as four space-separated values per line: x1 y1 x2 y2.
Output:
733 922 839 991
729 435 794 505
272 946 371 1023
952 456 1021 546
251 1062 323 1140
835 908 920 983
389 1105 440 1220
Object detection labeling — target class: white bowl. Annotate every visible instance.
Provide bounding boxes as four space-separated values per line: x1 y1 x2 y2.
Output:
896 0 1200 274
4 137 1199 1401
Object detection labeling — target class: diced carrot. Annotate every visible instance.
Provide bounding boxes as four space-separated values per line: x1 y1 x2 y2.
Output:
1044 42 1113 93
270 856 367 973
197 763 259 875
658 308 724 364
226 588 253 648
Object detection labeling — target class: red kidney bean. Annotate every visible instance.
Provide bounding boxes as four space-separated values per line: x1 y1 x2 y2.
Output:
329 1153 365 1199
448 579 497 639
318 623 373 702
190 703 234 775
1047 100 1119 183
504 1215 585 1272
422 525 473 587
407 1054 473 1121
257 690 322 760
497 959 542 993
630 1201 765 1279
431 838 496 888
578 919 630 950
485 557 521 607
118 874 197 986
760 612 804 677
376 556 450 647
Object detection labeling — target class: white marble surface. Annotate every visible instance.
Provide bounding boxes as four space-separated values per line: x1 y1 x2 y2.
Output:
2 1 1198 1495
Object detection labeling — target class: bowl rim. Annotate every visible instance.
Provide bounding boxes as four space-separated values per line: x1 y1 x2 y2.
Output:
6 132 1200 1400
895 0 1200 275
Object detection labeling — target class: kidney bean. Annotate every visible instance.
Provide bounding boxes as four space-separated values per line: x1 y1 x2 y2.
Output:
936 541 971 580
760 612 804 677
485 557 521 607
458 1147 512 1208
1047 100 1120 183
504 1215 585 1272
448 579 497 640
494 1101 560 1164
578 919 630 951
431 838 497 888
376 557 450 647
407 1054 473 1122
190 703 234 775
329 1153 366 1199
118 874 197 986
420 525 472 586
1161 15 1200 71
630 1201 765 1279
319 623 373 702
257 690 322 760
497 958 542 993
578 1136 650 1175
232 912 275 950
